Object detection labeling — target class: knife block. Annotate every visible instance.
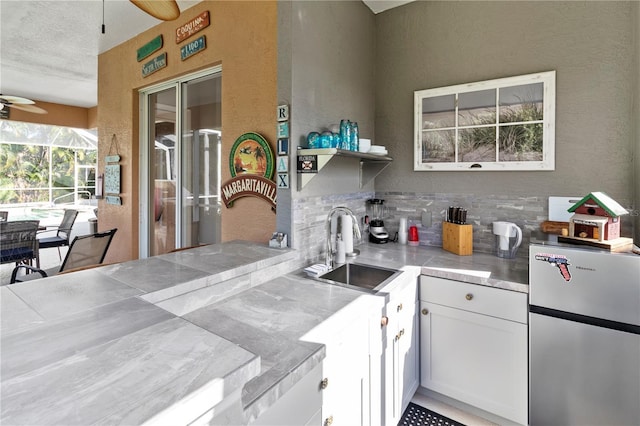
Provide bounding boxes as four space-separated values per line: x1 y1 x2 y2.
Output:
442 222 473 256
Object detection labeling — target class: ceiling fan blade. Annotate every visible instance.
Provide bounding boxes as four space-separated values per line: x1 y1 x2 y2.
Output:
0 95 35 105
129 0 180 21
7 103 48 114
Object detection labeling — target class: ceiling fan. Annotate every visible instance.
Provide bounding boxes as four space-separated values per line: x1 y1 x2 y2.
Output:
0 95 48 115
129 0 181 21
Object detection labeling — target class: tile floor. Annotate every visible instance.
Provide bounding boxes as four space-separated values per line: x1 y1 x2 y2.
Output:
411 393 498 426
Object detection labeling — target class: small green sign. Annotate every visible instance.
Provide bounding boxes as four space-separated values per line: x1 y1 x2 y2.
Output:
142 53 167 77
180 35 206 61
137 35 163 62
105 155 120 163
105 196 122 205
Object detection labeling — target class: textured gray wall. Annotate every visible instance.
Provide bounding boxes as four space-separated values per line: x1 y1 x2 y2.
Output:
289 0 376 197
279 1 639 256
277 1 376 250
374 1 637 206
634 2 640 245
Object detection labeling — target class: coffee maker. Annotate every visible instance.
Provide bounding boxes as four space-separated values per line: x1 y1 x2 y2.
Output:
367 199 389 244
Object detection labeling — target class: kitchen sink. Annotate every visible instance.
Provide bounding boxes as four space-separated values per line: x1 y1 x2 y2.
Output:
315 262 401 292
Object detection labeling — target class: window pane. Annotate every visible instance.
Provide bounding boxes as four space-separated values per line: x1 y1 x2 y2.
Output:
499 83 543 123
422 130 455 162
422 94 455 129
459 127 496 162
458 89 496 126
499 123 543 161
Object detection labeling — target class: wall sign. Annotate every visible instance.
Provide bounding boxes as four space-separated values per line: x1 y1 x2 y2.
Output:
221 132 277 211
104 164 121 194
180 35 206 61
277 104 289 122
137 35 163 62
277 121 289 139
104 135 122 205
277 173 289 189
142 52 167 77
176 11 210 43
297 155 318 173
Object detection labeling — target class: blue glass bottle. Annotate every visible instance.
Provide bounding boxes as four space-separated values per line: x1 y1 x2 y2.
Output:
350 122 359 151
340 120 351 151
307 132 320 148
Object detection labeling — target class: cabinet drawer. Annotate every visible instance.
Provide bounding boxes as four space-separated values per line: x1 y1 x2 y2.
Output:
420 276 527 324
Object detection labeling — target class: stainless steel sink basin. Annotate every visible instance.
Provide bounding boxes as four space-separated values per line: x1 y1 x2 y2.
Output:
316 262 401 292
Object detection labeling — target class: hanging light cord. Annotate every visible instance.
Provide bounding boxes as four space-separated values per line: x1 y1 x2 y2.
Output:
102 0 105 34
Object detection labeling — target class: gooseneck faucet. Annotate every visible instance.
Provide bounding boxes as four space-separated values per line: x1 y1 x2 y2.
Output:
325 207 361 268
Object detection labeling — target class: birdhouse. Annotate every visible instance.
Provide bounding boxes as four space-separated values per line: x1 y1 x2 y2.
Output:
567 192 628 241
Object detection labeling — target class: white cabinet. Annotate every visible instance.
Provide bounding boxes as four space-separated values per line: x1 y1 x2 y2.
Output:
419 276 528 425
250 363 323 426
302 295 383 426
383 271 420 426
321 317 370 426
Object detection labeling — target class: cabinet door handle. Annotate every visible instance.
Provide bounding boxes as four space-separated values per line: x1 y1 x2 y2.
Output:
400 328 405 336
381 316 389 327
421 308 429 315
320 378 329 390
397 303 403 312
325 415 334 426
465 293 474 301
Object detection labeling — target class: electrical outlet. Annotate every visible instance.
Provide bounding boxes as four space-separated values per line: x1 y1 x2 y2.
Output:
421 211 432 228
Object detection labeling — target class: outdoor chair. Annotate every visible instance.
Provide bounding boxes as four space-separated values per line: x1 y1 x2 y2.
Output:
10 228 117 283
0 211 7 222
37 209 78 260
1 220 41 269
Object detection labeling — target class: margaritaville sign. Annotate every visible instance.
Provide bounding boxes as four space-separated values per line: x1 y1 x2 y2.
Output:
221 132 277 212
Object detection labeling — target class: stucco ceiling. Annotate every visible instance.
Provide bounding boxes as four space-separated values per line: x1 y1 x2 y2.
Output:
0 0 200 108
0 0 412 110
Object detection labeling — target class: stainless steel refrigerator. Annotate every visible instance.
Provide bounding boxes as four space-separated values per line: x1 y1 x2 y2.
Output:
529 244 640 426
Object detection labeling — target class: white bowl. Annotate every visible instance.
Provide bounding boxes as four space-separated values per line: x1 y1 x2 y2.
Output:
368 145 386 153
358 138 371 152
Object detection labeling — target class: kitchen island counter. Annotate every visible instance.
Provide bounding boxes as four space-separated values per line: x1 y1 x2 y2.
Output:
1 240 528 425
0 241 380 425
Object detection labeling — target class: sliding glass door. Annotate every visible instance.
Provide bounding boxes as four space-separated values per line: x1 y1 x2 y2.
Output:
140 68 221 257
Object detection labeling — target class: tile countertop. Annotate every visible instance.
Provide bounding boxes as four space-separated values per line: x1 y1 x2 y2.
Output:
0 241 381 425
351 242 529 294
0 240 528 426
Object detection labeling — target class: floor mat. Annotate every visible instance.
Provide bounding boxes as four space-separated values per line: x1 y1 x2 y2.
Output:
398 402 466 426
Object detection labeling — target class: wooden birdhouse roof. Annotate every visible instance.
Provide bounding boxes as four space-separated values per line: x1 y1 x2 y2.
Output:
567 192 629 217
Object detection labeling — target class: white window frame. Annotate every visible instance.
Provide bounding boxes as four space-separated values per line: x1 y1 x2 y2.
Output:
414 71 555 171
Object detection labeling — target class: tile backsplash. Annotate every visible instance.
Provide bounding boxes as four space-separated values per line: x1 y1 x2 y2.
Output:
293 191 633 261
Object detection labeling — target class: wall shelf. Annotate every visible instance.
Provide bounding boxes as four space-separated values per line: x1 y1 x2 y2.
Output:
296 148 392 190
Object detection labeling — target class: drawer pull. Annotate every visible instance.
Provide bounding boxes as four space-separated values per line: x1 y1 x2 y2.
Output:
325 415 334 426
320 378 329 389
465 293 474 301
421 308 429 315
381 316 389 327
400 328 405 336
397 303 403 312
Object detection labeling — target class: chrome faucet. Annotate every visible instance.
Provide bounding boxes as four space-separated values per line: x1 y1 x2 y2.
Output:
325 206 361 268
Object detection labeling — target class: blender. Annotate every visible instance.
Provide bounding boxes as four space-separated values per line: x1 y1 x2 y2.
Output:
367 199 389 244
